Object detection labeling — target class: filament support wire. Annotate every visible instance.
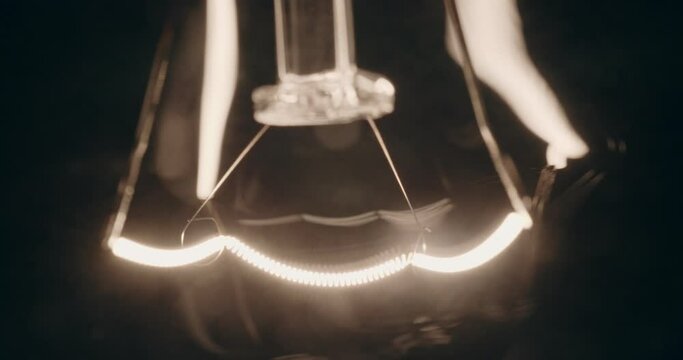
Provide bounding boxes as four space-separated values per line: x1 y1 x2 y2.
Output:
182 125 270 245
105 22 174 246
443 0 532 224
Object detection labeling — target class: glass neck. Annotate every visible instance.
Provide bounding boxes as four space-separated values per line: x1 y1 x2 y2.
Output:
274 0 356 80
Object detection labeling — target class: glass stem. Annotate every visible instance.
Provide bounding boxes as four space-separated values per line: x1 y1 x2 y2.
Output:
274 0 356 79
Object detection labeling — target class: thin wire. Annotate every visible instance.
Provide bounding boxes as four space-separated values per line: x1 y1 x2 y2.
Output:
180 217 220 252
105 22 174 245
531 166 557 218
182 125 270 245
527 166 557 267
443 0 531 219
366 118 426 239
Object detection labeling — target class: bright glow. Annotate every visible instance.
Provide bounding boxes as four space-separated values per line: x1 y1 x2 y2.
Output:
546 145 568 169
197 0 239 199
109 235 410 286
109 212 530 284
223 237 410 287
446 0 588 164
110 237 226 268
412 212 530 273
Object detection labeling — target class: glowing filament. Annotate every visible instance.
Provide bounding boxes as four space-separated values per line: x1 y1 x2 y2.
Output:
411 212 530 273
108 212 530 286
110 237 227 268
223 236 410 287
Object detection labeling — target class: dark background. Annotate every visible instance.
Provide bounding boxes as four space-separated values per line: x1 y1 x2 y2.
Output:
5 0 681 358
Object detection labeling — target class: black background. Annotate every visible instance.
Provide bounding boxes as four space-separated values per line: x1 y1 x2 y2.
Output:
5 0 681 358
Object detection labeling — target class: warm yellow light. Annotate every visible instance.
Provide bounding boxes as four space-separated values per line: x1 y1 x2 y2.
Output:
222 236 410 287
197 0 239 199
411 212 530 273
445 0 588 168
110 236 226 268
108 212 530 284
109 235 410 287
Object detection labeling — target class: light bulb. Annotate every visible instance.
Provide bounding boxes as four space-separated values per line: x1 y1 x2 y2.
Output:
106 0 587 289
